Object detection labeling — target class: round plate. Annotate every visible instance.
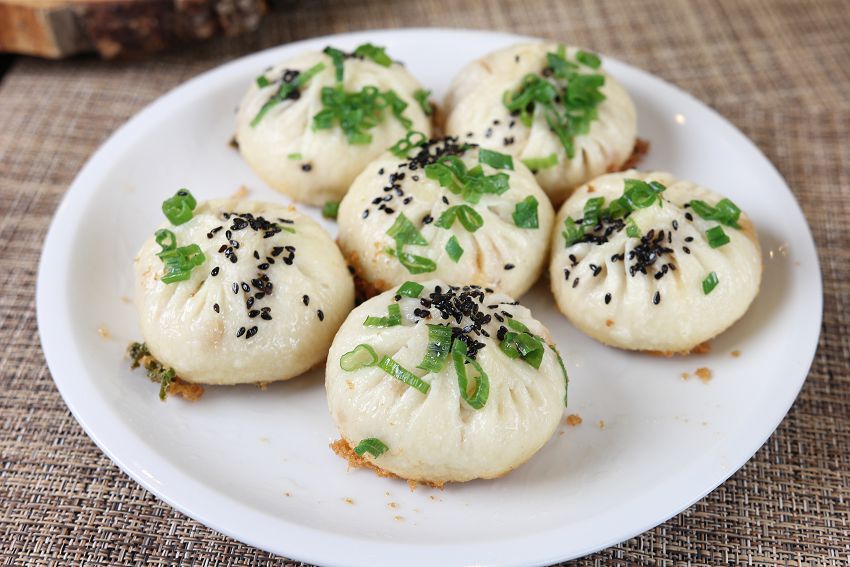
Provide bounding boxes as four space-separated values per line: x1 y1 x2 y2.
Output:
37 29 821 566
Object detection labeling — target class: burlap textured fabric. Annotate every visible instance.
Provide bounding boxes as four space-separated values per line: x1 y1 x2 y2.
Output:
1 0 848 564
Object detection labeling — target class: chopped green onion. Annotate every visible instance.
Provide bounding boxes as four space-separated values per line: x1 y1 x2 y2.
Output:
549 343 569 407
689 198 742 229
445 235 464 262
252 62 326 127
512 196 539 229
353 437 388 458
706 225 730 248
353 43 393 66
340 344 379 371
158 367 175 401
155 229 177 252
435 204 483 232
287 152 303 160
157 244 206 284
451 341 489 409
323 46 346 82
398 251 437 274
313 85 412 144
478 148 514 170
322 201 340 219
413 88 432 116
363 303 402 327
499 319 545 369
575 50 602 69
521 153 559 171
386 213 427 246
396 281 424 298
622 178 661 209
378 355 430 394
161 188 197 226
702 271 719 295
625 216 641 238
582 196 605 230
417 324 453 373
424 155 509 204
256 75 270 88
389 130 427 158
562 217 582 246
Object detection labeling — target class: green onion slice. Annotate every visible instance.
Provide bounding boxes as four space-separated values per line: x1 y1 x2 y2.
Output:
622 178 661 209
323 46 346 82
413 89 432 116
521 154 559 171
322 201 340 219
396 281 424 298
582 196 605 230
451 340 489 410
499 319 545 369
702 271 719 295
386 213 427 245
353 43 393 67
287 152 303 160
576 50 602 69
389 130 428 158
706 225 730 248
512 196 539 229
689 198 742 229
353 437 389 458
256 75 270 88
378 355 430 394
398 251 436 274
252 62 326 127
417 324 453 373
562 216 582 246
340 344 379 371
157 244 206 284
161 188 197 226
155 229 177 252
424 155 509 204
445 235 464 262
363 303 402 327
549 343 570 407
625 216 641 238
435 204 483 232
478 148 514 170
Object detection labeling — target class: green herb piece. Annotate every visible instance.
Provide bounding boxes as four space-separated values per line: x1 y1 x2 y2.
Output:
622 178 663 209
313 85 412 144
625 216 641 238
549 343 570 407
503 46 606 158
562 216 583 246
581 196 605 230
387 213 427 246
256 75 271 88
155 229 177 252
499 319 545 369
323 46 346 82
424 155 509 204
435 204 483 232
521 154 559 171
251 62 326 127
340 344 379 371
398 252 437 274
706 225 730 248
575 49 602 69
157 244 205 284
378 355 430 394
127 342 177 402
417 324 453 373
161 189 197 226
353 437 389 458
702 271 719 295
389 130 428 158
396 281 424 298
413 88 432 116
322 201 340 219
689 198 742 229
478 148 514 170
157 368 174 401
445 236 464 262
353 43 393 67
287 152 303 160
451 340 489 410
512 196 540 229
363 303 402 327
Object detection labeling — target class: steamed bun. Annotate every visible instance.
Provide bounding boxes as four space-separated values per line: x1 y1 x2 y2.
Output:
325 280 568 484
443 42 637 205
549 171 761 353
337 137 555 298
134 197 354 384
236 45 432 205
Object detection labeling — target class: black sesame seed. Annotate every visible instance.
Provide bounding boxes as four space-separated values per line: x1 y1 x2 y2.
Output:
672 220 679 230
403 196 413 205
412 175 420 181
249 310 260 318
564 268 571 280
253 250 260 259
685 236 694 242
683 246 691 254
246 297 254 308
378 168 385 175
229 255 237 263
258 263 270 270
232 283 238 294
442 196 449 205
301 163 312 172
211 267 219 276
384 207 395 214
317 309 324 321
572 278 580 288
685 212 694 221
213 303 220 313
362 210 370 218
653 291 661 305
236 327 246 338
303 295 310 306
604 293 612 305
422 215 433 224
254 292 265 300
261 312 272 321
241 282 250 292
504 263 515 270
246 326 258 338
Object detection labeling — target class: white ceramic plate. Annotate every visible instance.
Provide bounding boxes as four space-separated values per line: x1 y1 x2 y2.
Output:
37 29 821 566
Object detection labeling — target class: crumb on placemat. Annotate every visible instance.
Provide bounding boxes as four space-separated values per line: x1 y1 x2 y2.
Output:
566 414 583 426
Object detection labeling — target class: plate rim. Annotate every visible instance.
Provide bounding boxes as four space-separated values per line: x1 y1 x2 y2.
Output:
36 26 823 566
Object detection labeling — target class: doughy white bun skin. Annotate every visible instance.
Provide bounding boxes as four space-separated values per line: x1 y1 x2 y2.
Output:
337 139 555 298
549 171 762 353
134 198 354 385
325 280 567 484
443 43 637 206
236 50 432 206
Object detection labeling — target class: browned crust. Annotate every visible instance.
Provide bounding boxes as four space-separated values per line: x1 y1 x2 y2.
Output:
615 138 650 172
330 438 445 490
645 340 712 357
135 353 205 401
338 245 390 303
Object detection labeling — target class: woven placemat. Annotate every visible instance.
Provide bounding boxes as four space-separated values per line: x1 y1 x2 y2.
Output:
1 0 848 564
